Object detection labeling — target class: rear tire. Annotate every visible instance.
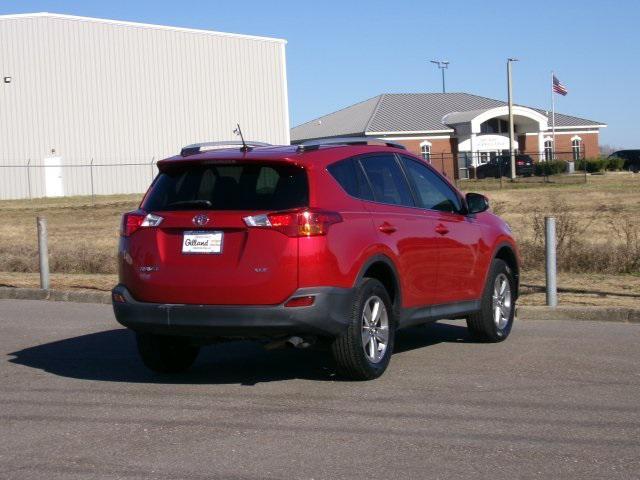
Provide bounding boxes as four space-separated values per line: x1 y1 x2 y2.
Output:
467 259 515 342
331 278 395 380
136 333 200 373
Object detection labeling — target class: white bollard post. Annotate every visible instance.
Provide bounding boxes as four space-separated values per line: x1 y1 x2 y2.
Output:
37 217 50 290
545 217 557 307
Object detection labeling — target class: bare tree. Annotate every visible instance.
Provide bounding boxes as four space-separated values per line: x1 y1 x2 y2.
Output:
600 144 622 156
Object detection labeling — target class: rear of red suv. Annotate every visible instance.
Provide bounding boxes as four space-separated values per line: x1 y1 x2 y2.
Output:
113 139 520 380
119 161 308 306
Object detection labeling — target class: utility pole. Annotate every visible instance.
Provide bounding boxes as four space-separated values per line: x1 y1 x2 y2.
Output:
430 60 449 93
507 58 519 180
551 71 556 160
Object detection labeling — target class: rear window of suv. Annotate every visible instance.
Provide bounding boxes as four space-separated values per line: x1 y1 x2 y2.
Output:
142 164 308 211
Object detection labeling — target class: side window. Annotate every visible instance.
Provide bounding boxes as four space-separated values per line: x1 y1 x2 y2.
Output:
359 154 414 207
400 156 462 213
327 158 374 201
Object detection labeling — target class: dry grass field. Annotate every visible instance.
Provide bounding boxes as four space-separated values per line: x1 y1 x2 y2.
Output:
462 173 640 274
0 194 136 275
0 173 638 306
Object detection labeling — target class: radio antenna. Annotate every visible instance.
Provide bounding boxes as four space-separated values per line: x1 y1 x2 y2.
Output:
233 124 250 152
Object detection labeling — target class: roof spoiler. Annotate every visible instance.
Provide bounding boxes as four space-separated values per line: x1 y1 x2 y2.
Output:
296 136 407 152
180 141 271 157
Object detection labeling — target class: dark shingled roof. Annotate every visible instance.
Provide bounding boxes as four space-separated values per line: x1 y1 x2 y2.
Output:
291 93 605 141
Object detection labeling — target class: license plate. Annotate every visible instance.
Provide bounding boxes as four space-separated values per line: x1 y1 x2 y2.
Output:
182 231 223 254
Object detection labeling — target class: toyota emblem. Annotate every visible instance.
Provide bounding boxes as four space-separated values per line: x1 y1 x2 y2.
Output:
192 214 209 227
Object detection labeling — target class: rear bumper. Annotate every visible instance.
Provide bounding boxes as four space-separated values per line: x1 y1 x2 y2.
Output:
111 284 355 339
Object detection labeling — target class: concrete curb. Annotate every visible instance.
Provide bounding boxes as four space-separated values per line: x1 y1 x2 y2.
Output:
0 286 111 305
517 306 640 324
0 287 638 323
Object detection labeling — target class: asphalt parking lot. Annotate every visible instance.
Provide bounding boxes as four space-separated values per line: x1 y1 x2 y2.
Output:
0 300 639 479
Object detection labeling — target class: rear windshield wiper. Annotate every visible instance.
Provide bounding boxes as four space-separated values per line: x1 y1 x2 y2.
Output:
165 200 213 209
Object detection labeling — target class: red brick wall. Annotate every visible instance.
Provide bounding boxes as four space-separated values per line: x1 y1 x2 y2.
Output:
519 132 600 160
553 132 599 159
380 131 599 178
519 135 539 153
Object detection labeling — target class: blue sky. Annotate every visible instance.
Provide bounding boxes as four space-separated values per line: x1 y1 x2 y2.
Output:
2 0 638 147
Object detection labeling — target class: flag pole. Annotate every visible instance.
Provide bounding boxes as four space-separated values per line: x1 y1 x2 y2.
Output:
551 71 556 160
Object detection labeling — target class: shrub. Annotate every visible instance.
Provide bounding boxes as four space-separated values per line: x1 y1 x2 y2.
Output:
606 156 625 171
0 242 117 275
521 198 640 274
0 246 38 273
49 243 117 274
534 160 567 176
577 158 608 173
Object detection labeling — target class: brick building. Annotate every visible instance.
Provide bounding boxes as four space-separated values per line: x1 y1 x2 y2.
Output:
291 93 606 178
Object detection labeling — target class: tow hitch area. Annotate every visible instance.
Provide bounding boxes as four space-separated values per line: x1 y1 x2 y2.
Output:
264 336 316 350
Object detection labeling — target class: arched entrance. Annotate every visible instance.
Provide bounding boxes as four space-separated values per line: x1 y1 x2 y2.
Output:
443 106 549 168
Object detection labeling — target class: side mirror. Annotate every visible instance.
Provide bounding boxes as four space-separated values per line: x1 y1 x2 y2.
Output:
466 193 489 214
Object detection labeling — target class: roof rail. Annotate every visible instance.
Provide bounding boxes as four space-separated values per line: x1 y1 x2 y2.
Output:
296 136 407 152
180 141 272 157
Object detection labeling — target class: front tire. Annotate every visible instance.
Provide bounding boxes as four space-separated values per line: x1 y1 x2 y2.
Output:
467 259 515 342
331 278 395 380
136 333 200 373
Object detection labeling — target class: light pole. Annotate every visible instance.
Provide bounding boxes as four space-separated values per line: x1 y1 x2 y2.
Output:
430 60 449 93
507 58 519 180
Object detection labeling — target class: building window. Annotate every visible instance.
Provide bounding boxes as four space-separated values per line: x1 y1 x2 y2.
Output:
480 118 509 134
544 139 553 161
420 141 432 163
571 136 582 161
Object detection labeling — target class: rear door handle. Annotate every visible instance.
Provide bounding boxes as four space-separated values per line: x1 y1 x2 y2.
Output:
435 224 449 235
379 222 397 234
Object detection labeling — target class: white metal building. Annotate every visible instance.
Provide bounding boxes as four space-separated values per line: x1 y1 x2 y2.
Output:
0 13 290 199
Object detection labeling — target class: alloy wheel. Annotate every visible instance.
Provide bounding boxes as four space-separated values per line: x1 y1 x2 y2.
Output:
361 295 389 363
492 273 512 330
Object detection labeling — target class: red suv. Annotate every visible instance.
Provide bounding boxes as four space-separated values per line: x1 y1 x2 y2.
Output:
113 138 520 380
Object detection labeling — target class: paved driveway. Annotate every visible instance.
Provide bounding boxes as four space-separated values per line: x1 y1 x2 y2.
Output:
1 299 639 479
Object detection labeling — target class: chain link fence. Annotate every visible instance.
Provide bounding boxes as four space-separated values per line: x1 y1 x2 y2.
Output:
0 150 594 200
0 158 158 200
422 150 589 186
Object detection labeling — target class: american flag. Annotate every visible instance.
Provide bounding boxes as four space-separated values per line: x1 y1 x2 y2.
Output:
553 75 568 96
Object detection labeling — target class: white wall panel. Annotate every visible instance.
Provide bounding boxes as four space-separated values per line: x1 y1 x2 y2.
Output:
0 13 289 199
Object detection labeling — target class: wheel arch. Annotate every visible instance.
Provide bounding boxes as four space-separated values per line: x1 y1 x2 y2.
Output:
355 254 402 310
492 243 520 298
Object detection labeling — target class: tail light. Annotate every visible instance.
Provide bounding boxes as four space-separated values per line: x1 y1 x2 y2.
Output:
517 160 525 166
243 209 342 237
120 211 163 237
